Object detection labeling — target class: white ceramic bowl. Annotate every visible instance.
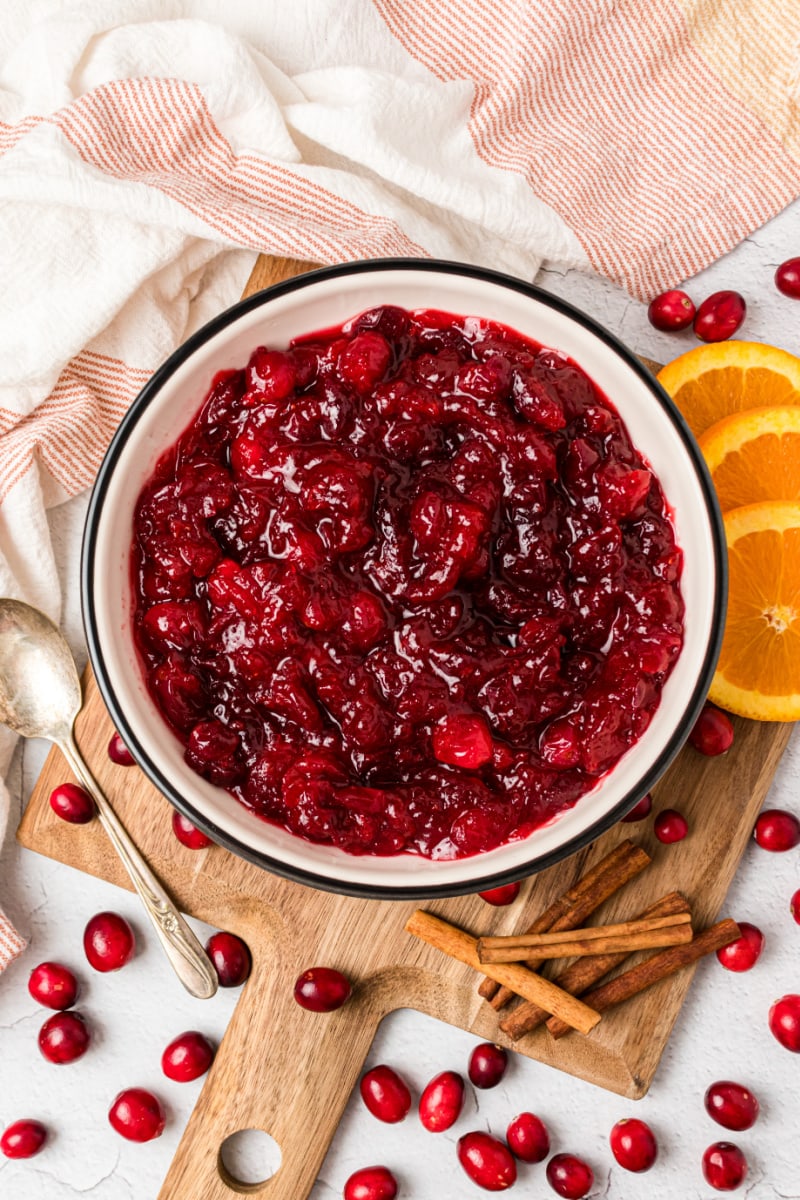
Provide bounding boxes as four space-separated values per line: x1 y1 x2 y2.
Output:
82 260 726 898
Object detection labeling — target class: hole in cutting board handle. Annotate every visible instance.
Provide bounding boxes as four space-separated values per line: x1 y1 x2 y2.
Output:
218 1129 282 1193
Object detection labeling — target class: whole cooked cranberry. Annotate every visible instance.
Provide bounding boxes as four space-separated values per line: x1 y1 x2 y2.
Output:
704 1081 760 1130
654 808 688 844
506 1111 550 1163
702 1141 747 1190
419 1070 464 1132
769 994 800 1051
206 932 251 987
0 1119 47 1159
343 1165 398 1200
171 810 212 849
108 1088 166 1142
294 966 351 1012
775 257 800 298
689 704 734 755
28 961 79 1010
84 912 135 972
647 289 696 331
715 922 764 972
478 883 520 906
247 347 296 402
609 1118 657 1172
38 1011 90 1064
457 1131 517 1191
546 1153 594 1198
621 792 652 822
161 1031 215 1082
791 887 800 924
360 1065 412 1123
693 291 746 342
754 808 800 851
48 782 94 824
107 731 135 765
432 713 494 769
338 332 391 392
468 1042 508 1089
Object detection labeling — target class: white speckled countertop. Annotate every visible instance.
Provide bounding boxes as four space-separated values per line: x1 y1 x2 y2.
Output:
2 206 800 1199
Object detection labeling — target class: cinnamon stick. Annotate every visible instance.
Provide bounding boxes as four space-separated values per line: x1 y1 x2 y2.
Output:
476 913 692 963
479 840 651 1009
406 909 601 1035
545 918 741 1039
500 891 689 1041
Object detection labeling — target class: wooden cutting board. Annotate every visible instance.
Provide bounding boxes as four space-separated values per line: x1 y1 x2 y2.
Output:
16 255 794 1200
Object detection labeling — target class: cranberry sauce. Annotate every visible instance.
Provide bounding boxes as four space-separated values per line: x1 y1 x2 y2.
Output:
131 305 684 859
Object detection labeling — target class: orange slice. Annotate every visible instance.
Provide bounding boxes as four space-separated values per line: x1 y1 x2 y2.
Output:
699 406 800 512
657 341 800 440
709 501 800 721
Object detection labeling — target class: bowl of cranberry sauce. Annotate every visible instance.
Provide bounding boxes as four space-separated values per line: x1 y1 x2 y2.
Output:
83 261 725 898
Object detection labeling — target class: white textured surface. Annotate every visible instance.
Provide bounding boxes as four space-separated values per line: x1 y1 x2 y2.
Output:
2 206 800 1198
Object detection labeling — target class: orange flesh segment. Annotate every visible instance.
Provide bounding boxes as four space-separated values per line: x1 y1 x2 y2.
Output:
699 406 800 512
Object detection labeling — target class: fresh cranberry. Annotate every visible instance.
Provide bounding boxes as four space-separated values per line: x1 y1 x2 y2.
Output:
38 1011 90 1064
647 289 696 331
468 1042 508 1089
621 792 652 822
161 1031 215 1082
791 887 800 924
171 810 212 849
84 912 135 972
689 703 734 755
702 1142 747 1190
107 731 135 765
293 966 351 1012
28 961 79 1010
693 291 746 342
48 782 94 824
754 808 800 851
654 808 688 843
206 932 251 987
0 1119 47 1159
704 1081 760 1130
715 922 764 972
478 882 520 905
546 1153 594 1198
343 1166 398 1200
108 1088 166 1142
775 257 800 298
360 1065 411 1123
506 1112 550 1163
457 1131 517 1191
609 1118 657 1172
769 994 800 1051
419 1070 464 1132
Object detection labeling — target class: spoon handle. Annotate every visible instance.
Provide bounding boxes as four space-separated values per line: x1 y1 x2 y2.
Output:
59 732 218 1000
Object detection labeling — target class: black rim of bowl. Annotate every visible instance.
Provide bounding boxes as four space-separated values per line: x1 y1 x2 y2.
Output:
82 257 728 900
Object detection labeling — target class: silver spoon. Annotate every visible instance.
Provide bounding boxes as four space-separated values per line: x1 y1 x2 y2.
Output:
0 598 218 999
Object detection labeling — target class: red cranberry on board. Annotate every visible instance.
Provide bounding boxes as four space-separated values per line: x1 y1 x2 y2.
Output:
693 291 746 342
107 732 135 765
647 290 696 331
506 1111 550 1163
609 1118 658 1172
457 1131 517 1191
206 932 251 988
654 808 688 844
468 1042 508 1089
769 994 800 1051
171 810 212 849
775 257 800 298
689 703 734 756
108 1088 166 1142
28 961 79 1010
84 912 135 972
704 1081 760 1131
754 808 800 852
419 1070 465 1132
479 882 520 906
360 1065 412 1123
161 1031 215 1083
715 922 764 972
791 887 800 924
0 1119 47 1159
621 793 652 822
546 1153 594 1198
38 1011 90 1064
702 1141 748 1191
294 966 351 1012
343 1165 398 1200
48 782 94 824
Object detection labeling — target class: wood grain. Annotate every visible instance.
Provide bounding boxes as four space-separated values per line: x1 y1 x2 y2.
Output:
16 254 794 1199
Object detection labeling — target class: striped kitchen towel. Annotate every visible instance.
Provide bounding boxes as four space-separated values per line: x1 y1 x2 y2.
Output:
0 0 798 963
